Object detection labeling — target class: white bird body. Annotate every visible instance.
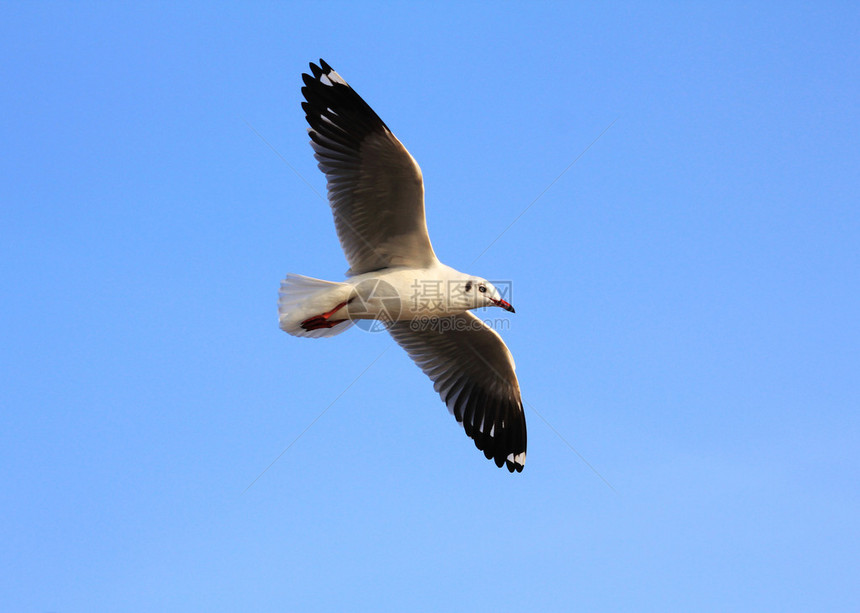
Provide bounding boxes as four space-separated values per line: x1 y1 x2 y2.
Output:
279 60 527 472
279 263 510 334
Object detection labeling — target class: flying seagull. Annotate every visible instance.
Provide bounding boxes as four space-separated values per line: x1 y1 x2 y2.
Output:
279 59 526 472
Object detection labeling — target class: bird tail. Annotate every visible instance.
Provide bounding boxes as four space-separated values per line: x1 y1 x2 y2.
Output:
278 273 355 338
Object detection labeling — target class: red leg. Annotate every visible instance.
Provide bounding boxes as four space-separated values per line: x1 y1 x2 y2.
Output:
300 300 350 331
301 318 348 331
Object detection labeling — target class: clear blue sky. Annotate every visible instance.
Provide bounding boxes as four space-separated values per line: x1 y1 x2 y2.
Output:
2 3 858 611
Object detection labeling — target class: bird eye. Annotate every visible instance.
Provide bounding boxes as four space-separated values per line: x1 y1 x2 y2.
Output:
465 281 472 292
479 285 487 293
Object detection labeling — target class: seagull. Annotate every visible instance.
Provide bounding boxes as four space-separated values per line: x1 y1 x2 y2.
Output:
279 60 526 472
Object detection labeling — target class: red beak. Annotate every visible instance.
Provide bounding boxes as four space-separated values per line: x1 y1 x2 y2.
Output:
493 298 515 313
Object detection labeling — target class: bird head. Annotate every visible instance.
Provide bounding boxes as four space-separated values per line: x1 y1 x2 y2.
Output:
455 278 515 313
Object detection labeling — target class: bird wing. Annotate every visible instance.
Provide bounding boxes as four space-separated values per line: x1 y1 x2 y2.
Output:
302 60 438 276
387 312 527 472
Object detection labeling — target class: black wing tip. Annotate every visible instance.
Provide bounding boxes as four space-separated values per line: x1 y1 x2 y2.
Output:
467 417 527 473
477 442 526 473
490 450 524 473
488 444 525 472
305 59 336 82
449 392 527 473
308 59 330 78
300 58 389 142
505 453 526 473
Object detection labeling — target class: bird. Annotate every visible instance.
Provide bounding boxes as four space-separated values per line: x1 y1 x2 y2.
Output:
279 59 526 472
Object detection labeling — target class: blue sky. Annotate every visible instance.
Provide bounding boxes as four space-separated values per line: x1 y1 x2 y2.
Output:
2 2 858 611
